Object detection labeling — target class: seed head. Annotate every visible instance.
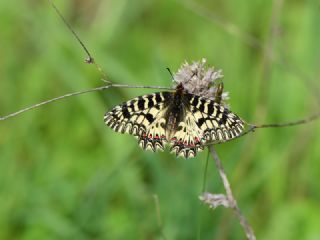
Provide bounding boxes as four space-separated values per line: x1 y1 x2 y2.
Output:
173 58 229 108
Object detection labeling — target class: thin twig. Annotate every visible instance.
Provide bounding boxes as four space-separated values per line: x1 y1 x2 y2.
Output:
48 0 110 82
242 111 320 137
48 0 93 62
208 146 256 240
252 113 320 129
203 111 320 147
0 1 177 122
0 84 174 121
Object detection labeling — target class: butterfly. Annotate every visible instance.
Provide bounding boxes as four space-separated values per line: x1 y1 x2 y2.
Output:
104 84 244 158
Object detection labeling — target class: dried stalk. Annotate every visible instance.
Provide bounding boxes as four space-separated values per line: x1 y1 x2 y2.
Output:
47 0 110 82
200 146 256 240
202 111 320 147
0 84 173 121
240 112 320 139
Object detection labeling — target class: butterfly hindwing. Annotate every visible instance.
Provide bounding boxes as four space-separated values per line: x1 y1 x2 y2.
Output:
138 109 168 152
104 92 170 152
169 111 205 158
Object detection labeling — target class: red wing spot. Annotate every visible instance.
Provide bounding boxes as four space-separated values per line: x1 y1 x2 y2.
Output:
184 140 188 145
171 137 177 141
194 137 200 143
155 135 159 139
149 134 153 138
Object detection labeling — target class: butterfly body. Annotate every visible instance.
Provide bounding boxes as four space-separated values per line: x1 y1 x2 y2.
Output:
104 85 244 158
165 86 186 139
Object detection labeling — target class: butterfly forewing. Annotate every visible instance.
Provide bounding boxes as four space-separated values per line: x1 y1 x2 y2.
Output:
104 92 170 151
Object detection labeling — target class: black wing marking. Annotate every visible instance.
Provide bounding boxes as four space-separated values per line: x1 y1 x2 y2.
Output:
104 92 170 152
185 94 244 143
169 111 205 158
170 94 244 158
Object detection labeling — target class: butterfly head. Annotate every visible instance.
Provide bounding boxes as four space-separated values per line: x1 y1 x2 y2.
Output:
175 82 185 95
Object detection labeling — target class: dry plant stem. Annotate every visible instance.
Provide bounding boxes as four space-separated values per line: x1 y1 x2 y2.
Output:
0 84 173 121
209 146 256 240
48 0 92 61
203 111 320 146
48 0 110 82
241 111 320 138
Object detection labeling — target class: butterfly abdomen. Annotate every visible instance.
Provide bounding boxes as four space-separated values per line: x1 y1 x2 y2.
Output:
164 91 185 138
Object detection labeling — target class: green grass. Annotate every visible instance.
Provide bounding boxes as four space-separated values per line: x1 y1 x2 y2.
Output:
1 0 320 239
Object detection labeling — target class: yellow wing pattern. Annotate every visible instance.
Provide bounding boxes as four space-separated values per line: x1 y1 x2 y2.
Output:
104 92 244 158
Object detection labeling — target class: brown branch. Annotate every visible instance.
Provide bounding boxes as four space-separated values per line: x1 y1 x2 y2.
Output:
203 111 320 147
240 111 320 137
200 146 256 240
201 110 319 239
251 112 320 129
0 84 173 121
47 0 110 82
0 2 176 122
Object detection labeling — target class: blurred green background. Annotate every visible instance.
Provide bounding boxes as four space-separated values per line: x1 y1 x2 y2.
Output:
1 0 320 239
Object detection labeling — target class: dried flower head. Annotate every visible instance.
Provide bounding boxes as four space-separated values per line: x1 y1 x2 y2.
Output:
199 192 230 209
173 58 229 108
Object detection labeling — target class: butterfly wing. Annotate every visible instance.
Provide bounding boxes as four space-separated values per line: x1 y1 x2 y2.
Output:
185 94 244 142
169 94 244 158
169 111 205 158
104 92 170 152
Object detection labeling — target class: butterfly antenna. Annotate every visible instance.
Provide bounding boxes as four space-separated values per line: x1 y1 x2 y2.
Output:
166 67 175 80
48 0 111 83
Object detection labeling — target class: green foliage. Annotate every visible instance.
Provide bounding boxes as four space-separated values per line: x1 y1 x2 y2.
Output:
0 0 320 239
